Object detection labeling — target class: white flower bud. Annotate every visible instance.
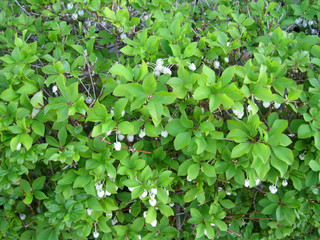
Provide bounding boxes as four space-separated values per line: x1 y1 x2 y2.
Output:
247 105 252 113
138 235 142 240
31 108 40 119
214 60 220 69
72 13 78 20
143 211 147 219
140 189 148 198
218 187 223 192
188 63 196 71
87 208 92 216
150 188 157 195
226 191 231 195
85 96 93 104
97 189 105 198
156 59 164 66
114 142 121 151
139 129 146 138
224 57 229 63
128 187 136 192
93 231 99 238
274 102 281 109
150 219 157 227
263 102 270 108
120 33 127 39
299 154 305 160
142 14 149 21
153 70 160 78
121 110 125 117
162 67 172 75
112 218 118 225
282 179 288 187
127 135 134 142
118 134 124 141
295 17 302 25
52 85 58 93
244 178 250 188
255 178 261 186
149 198 157 207
67 3 74 10
20 214 26 220
169 203 174 207
95 182 103 190
16 143 21 151
118 27 124 33
269 185 278 194
105 189 112 196
227 41 230 47
161 130 168 138
78 9 84 16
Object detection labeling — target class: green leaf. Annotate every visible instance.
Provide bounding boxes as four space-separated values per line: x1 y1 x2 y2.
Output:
158 204 174 217
202 65 216 85
272 146 293 165
220 199 235 208
166 119 187 136
226 129 249 143
32 121 45 136
87 197 103 211
32 176 46 191
187 163 200 180
174 131 192 150
297 124 313 138
109 64 133 82
73 175 91 188
193 86 210 100
309 160 320 171
231 143 251 158
202 163 216 177
146 207 157 224
142 73 156 95
118 121 135 134
253 143 270 164
270 155 288 177
147 98 163 127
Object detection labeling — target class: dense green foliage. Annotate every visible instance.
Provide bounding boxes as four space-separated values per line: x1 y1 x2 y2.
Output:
0 0 320 239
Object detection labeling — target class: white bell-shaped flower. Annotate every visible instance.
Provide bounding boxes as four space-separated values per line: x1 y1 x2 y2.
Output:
52 85 58 93
67 3 74 10
214 61 220 69
282 179 288 187
93 231 99 238
299 154 305 160
16 143 22 151
224 57 229 63
87 208 92 216
263 102 270 108
97 189 105 198
118 134 124 141
255 178 261 186
162 67 172 75
161 130 168 138
120 33 127 39
20 214 26 220
121 110 125 117
156 59 164 66
128 187 136 192
72 13 78 20
150 188 157 195
149 198 157 207
78 9 84 16
188 63 196 71
105 189 112 196
274 102 281 109
139 129 146 138
150 219 157 227
114 142 121 151
127 135 134 142
269 185 278 194
140 189 148 199
244 178 250 188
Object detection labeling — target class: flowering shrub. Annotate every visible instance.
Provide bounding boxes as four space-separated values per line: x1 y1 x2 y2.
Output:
0 0 320 239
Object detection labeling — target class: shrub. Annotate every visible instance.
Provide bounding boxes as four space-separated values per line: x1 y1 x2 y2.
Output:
0 0 319 239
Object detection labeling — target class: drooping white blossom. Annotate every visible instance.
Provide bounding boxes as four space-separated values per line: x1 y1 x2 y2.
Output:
118 134 125 141
282 179 288 187
214 60 220 69
67 3 74 10
162 67 172 75
78 9 84 16
97 189 105 198
224 57 229 63
127 135 134 142
87 208 92 216
244 178 250 188
255 178 261 186
93 231 99 239
269 185 278 194
52 85 58 93
20 214 26 220
188 63 196 71
114 142 121 151
149 198 157 207
105 189 112 196
16 143 21 151
274 102 281 109
150 219 157 227
139 129 146 138
161 130 168 138
263 102 270 108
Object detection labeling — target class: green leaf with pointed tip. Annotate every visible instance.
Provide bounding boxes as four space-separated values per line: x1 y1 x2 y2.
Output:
147 98 163 127
193 86 210 100
174 131 192 150
146 207 157 223
109 64 133 82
